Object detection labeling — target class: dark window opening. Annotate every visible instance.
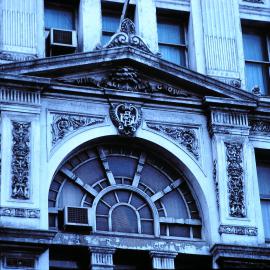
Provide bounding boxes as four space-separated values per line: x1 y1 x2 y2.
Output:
242 26 270 95
157 9 188 67
101 1 135 45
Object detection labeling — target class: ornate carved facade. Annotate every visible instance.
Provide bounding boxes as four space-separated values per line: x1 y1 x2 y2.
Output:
0 0 270 269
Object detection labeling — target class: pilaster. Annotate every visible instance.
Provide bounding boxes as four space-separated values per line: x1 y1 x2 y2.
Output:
78 0 102 52
89 247 116 270
136 0 159 53
207 99 259 245
0 86 41 229
200 0 243 85
150 251 177 270
0 0 41 62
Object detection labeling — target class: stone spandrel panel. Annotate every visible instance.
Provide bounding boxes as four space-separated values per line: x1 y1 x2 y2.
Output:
0 0 38 59
201 0 240 79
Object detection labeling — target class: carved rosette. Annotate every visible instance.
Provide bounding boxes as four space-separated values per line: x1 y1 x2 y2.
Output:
219 225 258 236
11 121 31 200
51 114 105 146
147 123 199 160
110 103 142 136
225 142 246 218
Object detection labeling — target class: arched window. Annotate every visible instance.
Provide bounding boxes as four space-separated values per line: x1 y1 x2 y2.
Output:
49 138 202 239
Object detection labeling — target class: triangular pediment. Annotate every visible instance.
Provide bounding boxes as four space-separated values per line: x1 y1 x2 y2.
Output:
0 46 257 105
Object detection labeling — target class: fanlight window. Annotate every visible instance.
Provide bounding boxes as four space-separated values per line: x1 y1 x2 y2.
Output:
49 140 202 239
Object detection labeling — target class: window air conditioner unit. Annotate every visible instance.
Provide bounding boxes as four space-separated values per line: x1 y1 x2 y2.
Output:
64 206 90 228
49 28 77 48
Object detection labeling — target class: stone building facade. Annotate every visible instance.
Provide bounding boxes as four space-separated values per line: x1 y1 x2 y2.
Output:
0 0 270 269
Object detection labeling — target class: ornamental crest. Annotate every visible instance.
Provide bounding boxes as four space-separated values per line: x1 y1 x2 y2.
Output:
110 103 142 136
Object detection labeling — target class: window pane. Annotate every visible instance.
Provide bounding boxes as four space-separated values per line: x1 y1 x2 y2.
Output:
102 15 120 33
261 201 270 239
157 21 185 45
159 45 186 66
45 7 74 30
243 32 268 61
245 62 269 94
257 162 270 196
112 205 138 233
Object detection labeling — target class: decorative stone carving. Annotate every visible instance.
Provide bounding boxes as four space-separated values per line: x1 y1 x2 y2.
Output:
147 123 199 160
0 52 37 62
213 160 219 207
155 84 191 97
243 0 264 3
249 119 270 134
110 103 142 136
225 142 246 218
104 18 154 55
51 114 105 146
11 121 31 200
101 66 152 93
0 87 40 105
219 225 258 236
0 207 40 218
252 85 261 96
229 79 241 88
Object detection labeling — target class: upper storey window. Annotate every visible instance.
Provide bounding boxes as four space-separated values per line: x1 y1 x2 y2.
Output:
101 2 135 45
44 0 77 57
256 149 270 240
243 27 270 95
157 10 188 67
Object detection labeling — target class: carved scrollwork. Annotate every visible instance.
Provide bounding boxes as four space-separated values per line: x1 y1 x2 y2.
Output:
101 66 152 93
225 142 246 218
104 18 154 55
249 119 270 134
0 207 40 218
51 114 105 146
110 103 142 136
219 225 258 236
11 121 31 200
147 123 199 160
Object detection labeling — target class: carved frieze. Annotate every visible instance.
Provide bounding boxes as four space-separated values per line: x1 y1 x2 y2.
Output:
225 142 246 218
105 18 154 55
0 207 40 218
147 123 199 160
11 121 31 200
219 225 258 236
249 119 270 134
102 66 152 93
51 114 105 146
110 103 142 136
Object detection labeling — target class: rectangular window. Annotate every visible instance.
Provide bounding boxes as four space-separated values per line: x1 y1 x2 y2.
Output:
242 27 270 95
157 10 188 67
44 0 77 57
256 149 270 240
101 2 135 45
